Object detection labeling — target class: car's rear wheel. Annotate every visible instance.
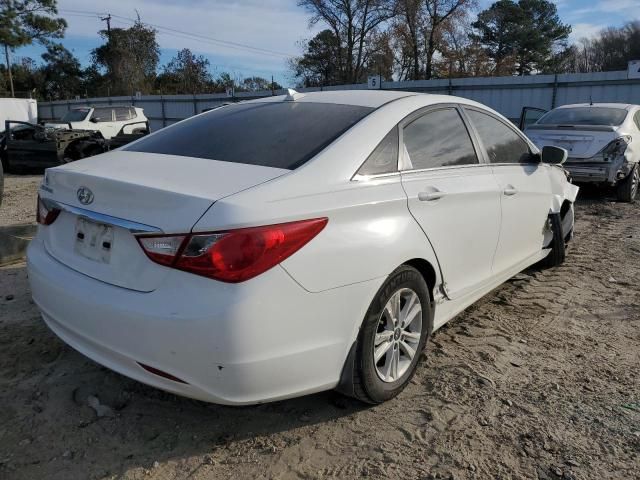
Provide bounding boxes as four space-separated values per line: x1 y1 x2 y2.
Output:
616 163 639 203
350 265 431 404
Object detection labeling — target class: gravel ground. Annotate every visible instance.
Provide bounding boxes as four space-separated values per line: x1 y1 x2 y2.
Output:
0 174 41 226
0 175 639 480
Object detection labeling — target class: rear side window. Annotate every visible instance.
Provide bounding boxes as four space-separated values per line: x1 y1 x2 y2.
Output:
126 102 373 170
537 107 627 126
92 108 113 123
357 128 398 176
115 107 133 121
635 111 640 130
466 109 531 164
402 108 478 170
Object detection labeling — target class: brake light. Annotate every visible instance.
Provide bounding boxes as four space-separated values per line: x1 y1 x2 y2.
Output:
601 136 632 158
36 196 61 225
137 218 328 283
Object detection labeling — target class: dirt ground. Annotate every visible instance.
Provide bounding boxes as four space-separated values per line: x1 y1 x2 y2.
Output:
0 174 40 226
0 175 638 480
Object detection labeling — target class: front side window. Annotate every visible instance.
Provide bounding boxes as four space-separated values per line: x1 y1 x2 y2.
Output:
466 109 532 164
356 127 399 176
92 108 113 123
402 108 478 170
634 111 640 130
537 107 628 126
126 102 373 170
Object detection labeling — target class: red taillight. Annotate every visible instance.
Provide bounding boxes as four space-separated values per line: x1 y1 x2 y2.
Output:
137 218 328 283
36 196 61 226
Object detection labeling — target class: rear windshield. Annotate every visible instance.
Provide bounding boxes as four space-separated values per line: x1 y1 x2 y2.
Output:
125 102 374 169
537 107 628 126
61 108 90 122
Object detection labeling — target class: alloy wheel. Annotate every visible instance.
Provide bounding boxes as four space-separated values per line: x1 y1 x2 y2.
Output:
374 288 422 383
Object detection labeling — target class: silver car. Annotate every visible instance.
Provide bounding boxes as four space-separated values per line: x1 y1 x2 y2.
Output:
524 103 640 202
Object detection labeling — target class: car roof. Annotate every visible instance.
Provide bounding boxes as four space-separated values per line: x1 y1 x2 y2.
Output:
245 90 420 108
556 103 635 110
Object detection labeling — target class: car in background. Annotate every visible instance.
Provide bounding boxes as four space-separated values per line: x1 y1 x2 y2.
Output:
28 90 577 406
2 107 150 171
46 106 148 140
524 103 640 202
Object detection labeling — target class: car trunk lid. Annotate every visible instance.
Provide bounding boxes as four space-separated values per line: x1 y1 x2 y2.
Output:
40 151 288 291
525 125 620 159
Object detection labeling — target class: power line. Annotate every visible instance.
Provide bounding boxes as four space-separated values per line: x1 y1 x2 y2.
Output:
59 9 296 59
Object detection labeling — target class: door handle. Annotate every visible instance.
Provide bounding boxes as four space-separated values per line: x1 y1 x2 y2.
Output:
503 185 518 196
418 189 447 201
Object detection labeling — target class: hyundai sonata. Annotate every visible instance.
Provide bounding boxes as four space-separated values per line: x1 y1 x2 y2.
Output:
28 90 578 405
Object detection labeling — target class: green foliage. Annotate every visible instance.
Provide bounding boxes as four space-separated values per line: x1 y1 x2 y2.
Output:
40 43 82 99
91 21 160 96
156 48 213 94
241 76 282 92
0 0 66 48
471 0 571 75
290 29 343 87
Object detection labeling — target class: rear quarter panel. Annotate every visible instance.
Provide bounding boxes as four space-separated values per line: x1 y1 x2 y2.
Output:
195 175 442 294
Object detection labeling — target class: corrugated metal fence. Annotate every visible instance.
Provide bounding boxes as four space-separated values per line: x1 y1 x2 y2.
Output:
37 70 640 132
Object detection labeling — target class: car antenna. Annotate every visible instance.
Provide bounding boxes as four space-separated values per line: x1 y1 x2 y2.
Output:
589 95 593 106
284 88 304 102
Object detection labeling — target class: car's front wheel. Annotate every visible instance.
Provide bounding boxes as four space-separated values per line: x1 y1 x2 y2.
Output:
616 163 639 202
349 265 432 404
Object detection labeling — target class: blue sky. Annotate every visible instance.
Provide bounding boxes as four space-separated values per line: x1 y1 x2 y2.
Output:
12 0 640 86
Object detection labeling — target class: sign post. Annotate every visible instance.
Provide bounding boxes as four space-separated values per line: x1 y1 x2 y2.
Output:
367 75 382 89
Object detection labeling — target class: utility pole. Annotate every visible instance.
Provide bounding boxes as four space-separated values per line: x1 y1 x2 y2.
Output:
4 45 14 98
100 14 112 38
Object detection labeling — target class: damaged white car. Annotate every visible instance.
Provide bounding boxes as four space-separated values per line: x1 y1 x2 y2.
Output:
28 91 578 405
46 106 148 140
525 103 640 202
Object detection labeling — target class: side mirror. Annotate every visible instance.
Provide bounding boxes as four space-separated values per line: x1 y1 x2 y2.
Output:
542 145 568 165
90 117 99 123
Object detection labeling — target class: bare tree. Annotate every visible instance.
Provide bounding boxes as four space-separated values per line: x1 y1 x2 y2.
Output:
423 0 475 79
396 0 424 79
298 0 397 83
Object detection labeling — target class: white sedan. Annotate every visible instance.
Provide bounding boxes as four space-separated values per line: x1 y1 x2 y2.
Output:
525 102 640 202
27 90 578 405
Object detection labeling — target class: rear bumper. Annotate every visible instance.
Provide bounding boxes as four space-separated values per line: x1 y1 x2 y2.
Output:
27 236 381 405
565 159 633 185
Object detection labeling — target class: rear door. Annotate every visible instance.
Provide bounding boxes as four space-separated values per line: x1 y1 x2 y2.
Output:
400 105 502 299
91 107 117 139
464 107 552 275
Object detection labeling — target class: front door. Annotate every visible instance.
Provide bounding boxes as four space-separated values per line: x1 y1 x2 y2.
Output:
400 106 502 299
464 108 553 276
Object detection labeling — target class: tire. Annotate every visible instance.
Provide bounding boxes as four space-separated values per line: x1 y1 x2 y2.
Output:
349 265 432 404
542 212 566 268
616 163 639 203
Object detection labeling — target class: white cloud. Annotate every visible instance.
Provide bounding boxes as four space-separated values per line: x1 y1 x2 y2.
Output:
569 22 603 41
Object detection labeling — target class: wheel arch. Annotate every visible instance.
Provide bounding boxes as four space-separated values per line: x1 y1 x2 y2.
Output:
402 258 437 302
